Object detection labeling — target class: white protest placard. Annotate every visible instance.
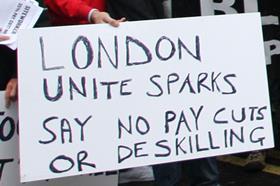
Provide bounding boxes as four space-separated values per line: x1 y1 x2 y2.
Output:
0 92 117 185
18 13 274 182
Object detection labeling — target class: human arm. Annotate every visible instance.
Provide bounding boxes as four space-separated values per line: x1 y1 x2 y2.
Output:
44 0 95 20
44 0 124 26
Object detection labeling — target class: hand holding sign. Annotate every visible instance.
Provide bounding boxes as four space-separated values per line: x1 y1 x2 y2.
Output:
90 10 126 27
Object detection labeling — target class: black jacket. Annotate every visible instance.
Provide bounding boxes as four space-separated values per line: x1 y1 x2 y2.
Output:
0 46 17 90
107 0 164 21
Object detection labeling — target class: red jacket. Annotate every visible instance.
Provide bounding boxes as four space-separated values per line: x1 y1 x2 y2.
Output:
44 0 105 25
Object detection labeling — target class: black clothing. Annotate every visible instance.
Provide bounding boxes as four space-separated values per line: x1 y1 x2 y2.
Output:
106 0 164 21
35 0 51 27
0 46 17 90
172 0 200 18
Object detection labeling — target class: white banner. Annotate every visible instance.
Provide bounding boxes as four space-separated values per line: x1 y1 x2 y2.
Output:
18 13 274 182
0 92 117 185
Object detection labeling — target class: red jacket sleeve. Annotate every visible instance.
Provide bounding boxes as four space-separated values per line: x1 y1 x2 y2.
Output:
44 0 94 22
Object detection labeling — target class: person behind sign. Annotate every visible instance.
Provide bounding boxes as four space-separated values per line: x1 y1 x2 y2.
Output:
0 34 18 108
105 1 165 186
0 0 52 108
149 1 221 186
172 0 279 173
0 0 51 108
242 0 280 172
105 1 221 186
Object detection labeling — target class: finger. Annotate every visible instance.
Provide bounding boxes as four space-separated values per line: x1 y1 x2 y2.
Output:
5 91 11 108
118 17 126 22
4 80 18 108
9 84 17 99
108 19 120 27
102 15 121 27
109 19 120 27
0 35 10 42
110 17 126 27
5 90 16 108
